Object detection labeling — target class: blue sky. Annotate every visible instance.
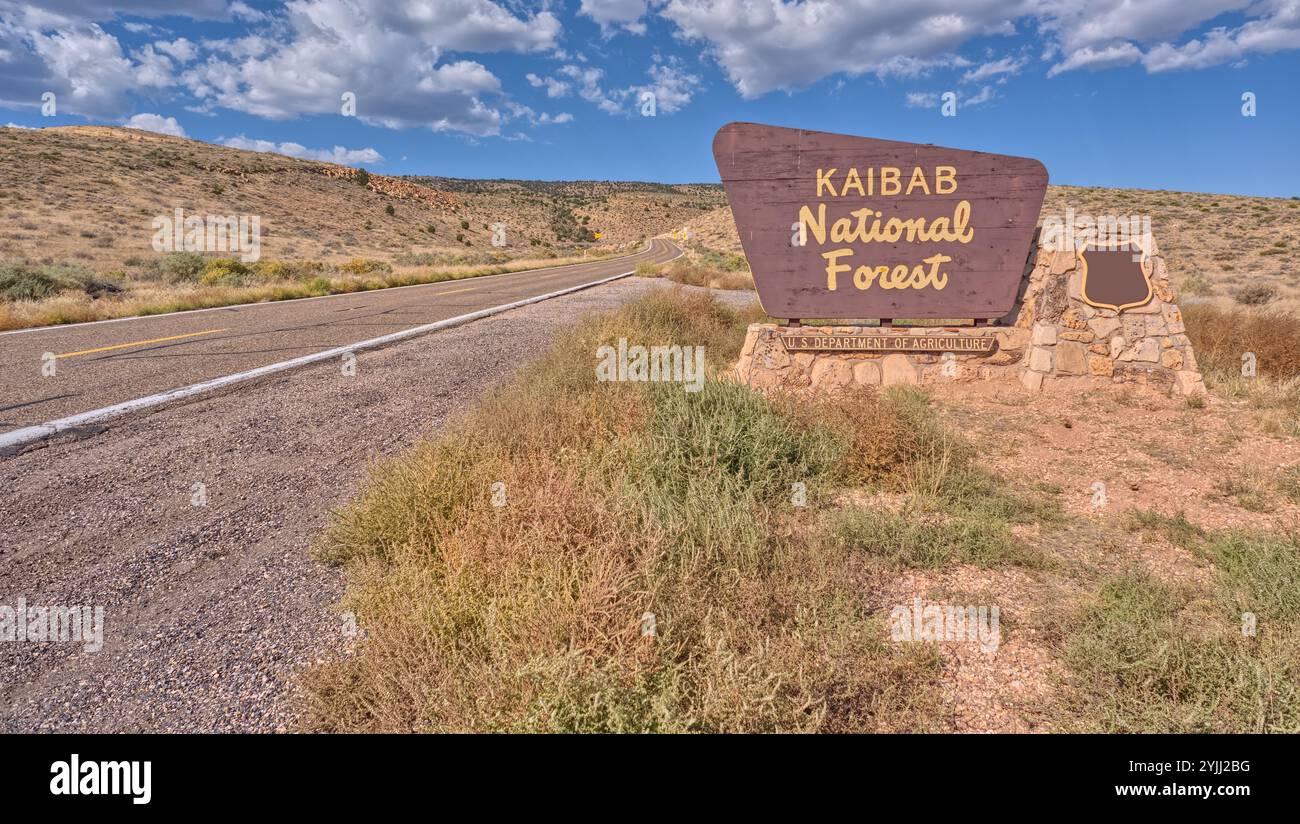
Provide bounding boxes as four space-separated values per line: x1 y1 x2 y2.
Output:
2 1 1298 196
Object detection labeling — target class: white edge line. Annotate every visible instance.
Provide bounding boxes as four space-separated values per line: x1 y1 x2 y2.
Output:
0 240 658 338
0 242 679 454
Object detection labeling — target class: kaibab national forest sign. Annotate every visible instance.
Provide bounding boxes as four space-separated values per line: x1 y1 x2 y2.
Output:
713 122 1049 320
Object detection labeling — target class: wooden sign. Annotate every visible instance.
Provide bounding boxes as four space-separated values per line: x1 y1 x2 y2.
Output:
780 333 997 354
1078 240 1153 312
713 122 1048 320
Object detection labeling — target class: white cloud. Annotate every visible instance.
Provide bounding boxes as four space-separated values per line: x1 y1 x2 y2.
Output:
1142 3 1300 72
579 0 648 32
526 72 572 98
962 54 1026 82
551 58 700 116
905 91 940 108
154 37 197 63
3 0 1297 136
1046 42 1142 76
14 22 139 116
176 0 560 135
658 0 996 98
220 134 384 165
629 58 701 114
228 1 268 23
0 0 562 135
131 44 175 87
963 84 996 105
125 111 186 135
654 1 1300 94
558 63 623 113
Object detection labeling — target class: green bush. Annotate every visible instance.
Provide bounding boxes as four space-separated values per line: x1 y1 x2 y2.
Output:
0 263 121 301
250 259 327 281
0 264 67 301
341 258 393 276
199 258 251 286
156 252 206 283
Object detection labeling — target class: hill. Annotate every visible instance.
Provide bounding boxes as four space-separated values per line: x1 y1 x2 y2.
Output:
0 126 724 272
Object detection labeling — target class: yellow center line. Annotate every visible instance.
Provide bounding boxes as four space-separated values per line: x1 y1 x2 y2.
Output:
57 328 229 359
437 286 476 296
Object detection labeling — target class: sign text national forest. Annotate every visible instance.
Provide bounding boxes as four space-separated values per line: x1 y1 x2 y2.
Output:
713 122 1048 321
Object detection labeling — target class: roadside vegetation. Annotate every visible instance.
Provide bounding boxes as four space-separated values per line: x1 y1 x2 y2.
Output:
302 287 1061 732
0 246 629 331
1055 510 1300 732
636 241 754 291
1182 302 1300 435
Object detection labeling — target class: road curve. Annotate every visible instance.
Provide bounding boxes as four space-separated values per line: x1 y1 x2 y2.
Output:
0 238 679 436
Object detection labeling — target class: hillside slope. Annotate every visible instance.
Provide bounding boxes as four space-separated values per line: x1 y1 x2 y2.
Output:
0 126 724 272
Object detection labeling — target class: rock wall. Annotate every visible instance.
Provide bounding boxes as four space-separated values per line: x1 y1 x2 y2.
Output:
1015 233 1205 396
731 233 1206 396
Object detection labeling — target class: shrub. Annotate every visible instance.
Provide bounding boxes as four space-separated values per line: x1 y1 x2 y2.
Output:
0 263 120 301
341 258 393 276
1180 274 1214 296
355 168 370 187
156 252 206 283
392 251 438 267
199 258 251 286
1233 284 1277 305
249 259 327 281
384 204 396 217
0 264 68 301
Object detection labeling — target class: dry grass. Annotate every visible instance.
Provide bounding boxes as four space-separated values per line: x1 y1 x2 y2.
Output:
1182 302 1300 436
299 288 979 732
637 242 754 291
1183 303 1300 380
638 259 754 291
0 250 626 331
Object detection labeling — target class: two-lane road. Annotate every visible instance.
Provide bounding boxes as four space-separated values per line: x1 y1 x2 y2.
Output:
0 238 679 435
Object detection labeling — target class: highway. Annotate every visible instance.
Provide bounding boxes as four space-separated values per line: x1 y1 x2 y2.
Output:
0 238 680 438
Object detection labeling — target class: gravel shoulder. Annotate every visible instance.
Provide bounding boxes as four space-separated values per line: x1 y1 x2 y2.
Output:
0 278 755 733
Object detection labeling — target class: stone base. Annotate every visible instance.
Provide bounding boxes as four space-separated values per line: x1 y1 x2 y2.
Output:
732 325 1029 391
732 321 1204 396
